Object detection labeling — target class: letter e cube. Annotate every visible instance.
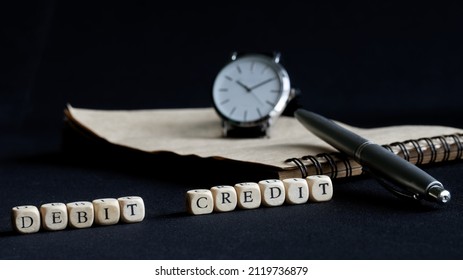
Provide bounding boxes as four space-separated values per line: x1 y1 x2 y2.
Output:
234 182 261 209
40 202 68 231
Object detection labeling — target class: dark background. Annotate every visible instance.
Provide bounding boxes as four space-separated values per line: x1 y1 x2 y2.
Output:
1 1 462 259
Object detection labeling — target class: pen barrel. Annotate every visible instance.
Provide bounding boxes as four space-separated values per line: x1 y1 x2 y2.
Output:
359 143 441 196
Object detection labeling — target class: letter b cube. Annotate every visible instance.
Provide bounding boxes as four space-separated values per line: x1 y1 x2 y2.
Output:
67 201 94 228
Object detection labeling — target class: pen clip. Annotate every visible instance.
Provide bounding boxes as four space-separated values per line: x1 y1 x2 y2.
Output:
364 168 421 201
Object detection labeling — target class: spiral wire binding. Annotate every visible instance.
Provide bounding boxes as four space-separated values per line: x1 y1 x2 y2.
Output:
301 155 323 175
434 136 451 162
403 139 424 165
285 133 463 182
284 157 308 178
449 133 463 159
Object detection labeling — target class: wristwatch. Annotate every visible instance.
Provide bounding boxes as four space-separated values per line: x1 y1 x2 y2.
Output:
212 52 297 138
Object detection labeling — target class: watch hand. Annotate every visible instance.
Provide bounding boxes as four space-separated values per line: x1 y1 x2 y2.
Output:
249 77 276 90
235 80 251 92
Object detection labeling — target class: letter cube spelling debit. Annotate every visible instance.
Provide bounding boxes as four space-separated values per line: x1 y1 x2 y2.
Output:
186 189 213 215
306 175 333 202
12 205 41 234
210 185 237 212
40 202 68 231
92 198 121 225
283 178 309 204
67 201 94 229
117 196 145 223
234 182 261 209
258 179 285 207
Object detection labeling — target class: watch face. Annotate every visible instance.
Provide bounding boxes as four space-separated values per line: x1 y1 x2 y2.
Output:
212 54 291 125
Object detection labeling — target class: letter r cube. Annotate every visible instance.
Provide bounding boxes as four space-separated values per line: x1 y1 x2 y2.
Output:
210 185 237 212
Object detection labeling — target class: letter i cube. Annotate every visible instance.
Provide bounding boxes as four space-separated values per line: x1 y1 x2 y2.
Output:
40 202 68 231
306 175 333 202
67 201 94 228
93 198 121 225
186 189 213 215
117 196 145 223
12 205 41 234
283 178 309 204
258 179 285 207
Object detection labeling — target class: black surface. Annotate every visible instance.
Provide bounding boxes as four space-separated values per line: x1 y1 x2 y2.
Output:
1 2 463 259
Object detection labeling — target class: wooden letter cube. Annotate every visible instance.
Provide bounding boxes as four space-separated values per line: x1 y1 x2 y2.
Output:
12 205 41 234
40 202 68 231
67 201 94 229
93 198 121 225
210 185 237 212
234 182 261 209
283 178 309 204
258 179 285 207
306 175 333 202
186 189 213 215
118 196 145 223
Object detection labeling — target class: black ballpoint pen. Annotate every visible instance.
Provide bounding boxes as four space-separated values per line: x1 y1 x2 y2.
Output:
294 109 451 204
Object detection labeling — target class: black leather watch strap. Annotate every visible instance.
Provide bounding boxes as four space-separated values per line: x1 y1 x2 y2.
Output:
225 125 267 138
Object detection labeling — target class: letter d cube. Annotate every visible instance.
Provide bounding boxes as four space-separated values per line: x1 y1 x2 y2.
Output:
12 205 41 234
258 179 285 207
186 189 213 215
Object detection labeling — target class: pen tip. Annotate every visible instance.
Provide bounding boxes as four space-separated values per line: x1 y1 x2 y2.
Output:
428 186 451 204
438 190 451 204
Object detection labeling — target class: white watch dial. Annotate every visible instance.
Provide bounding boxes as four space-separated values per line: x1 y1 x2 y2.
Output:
213 55 290 124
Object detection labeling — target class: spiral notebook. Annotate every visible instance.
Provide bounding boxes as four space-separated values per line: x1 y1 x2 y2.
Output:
63 105 463 182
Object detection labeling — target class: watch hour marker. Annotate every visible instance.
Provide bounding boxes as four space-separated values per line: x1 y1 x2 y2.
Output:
243 110 247 121
230 107 236 116
236 65 242 74
256 108 262 118
225 75 233 81
270 89 279 93
250 62 255 72
261 66 269 74
219 88 228 92
220 99 230 105
266 100 276 107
